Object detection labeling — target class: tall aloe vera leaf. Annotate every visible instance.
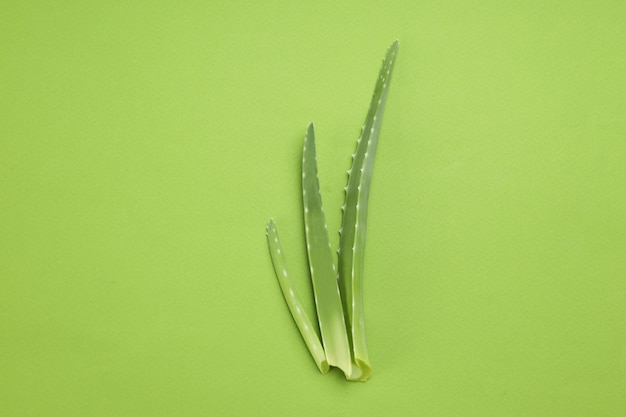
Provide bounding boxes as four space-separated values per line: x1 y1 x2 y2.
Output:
338 40 399 381
266 219 330 374
302 123 352 376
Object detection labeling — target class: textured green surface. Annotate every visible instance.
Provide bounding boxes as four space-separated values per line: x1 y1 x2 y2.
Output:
2 1 626 416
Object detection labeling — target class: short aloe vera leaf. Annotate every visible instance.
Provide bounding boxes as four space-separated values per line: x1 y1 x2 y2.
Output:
302 123 352 376
266 219 330 374
338 40 399 381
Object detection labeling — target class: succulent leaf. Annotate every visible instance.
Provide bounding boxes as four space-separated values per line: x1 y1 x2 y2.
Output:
266 219 329 374
338 40 399 381
302 123 352 376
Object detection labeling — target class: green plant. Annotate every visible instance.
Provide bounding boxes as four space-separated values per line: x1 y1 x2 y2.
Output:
266 41 399 381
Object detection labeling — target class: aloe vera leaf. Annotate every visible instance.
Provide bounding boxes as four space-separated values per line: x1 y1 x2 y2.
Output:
266 219 330 374
302 123 353 376
338 41 399 381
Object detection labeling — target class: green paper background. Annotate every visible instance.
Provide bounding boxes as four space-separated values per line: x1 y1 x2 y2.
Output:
2 1 625 416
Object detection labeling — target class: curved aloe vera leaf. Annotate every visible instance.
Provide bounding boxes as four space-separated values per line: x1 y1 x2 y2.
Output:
338 40 399 381
266 219 330 374
302 123 352 376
